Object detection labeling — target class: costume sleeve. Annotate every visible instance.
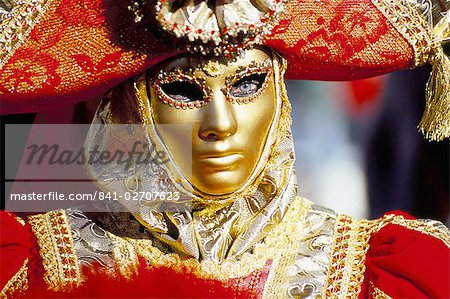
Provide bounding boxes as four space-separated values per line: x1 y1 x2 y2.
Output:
361 212 450 298
0 211 31 297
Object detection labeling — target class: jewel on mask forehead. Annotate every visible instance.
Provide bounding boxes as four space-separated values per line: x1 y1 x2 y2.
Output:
202 60 227 77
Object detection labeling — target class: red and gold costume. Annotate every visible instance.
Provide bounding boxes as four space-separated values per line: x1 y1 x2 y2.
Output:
1 205 449 298
1 0 449 298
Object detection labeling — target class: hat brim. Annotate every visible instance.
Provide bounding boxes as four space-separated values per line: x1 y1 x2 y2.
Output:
0 0 420 114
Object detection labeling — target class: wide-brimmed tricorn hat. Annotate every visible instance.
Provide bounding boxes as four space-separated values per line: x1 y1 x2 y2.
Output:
0 0 449 140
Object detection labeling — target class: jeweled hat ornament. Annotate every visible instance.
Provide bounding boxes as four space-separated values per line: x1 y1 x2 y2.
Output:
0 0 449 140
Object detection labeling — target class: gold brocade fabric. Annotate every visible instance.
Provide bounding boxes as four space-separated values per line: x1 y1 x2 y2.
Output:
85 54 299 263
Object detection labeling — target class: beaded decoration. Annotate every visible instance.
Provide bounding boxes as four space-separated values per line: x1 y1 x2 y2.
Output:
151 68 212 109
223 59 273 104
150 59 273 109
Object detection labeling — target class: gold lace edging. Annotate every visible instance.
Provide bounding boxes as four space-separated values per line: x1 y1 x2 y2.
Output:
0 0 53 69
323 214 399 298
0 259 28 299
108 197 311 284
261 196 310 298
370 0 432 66
28 210 82 291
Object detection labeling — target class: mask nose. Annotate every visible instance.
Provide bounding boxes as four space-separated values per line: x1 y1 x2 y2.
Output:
199 89 237 141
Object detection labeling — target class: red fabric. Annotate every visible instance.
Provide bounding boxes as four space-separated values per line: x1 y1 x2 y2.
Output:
360 216 450 298
0 0 416 114
264 0 414 80
0 211 249 298
0 211 31 290
25 260 246 298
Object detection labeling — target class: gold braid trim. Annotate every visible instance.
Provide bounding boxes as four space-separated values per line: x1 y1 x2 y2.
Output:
0 259 28 299
323 214 400 298
28 210 82 291
390 216 450 248
370 0 432 66
0 0 53 69
108 197 310 285
369 281 393 299
324 214 450 298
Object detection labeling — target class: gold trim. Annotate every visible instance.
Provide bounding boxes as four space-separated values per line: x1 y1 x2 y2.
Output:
0 259 28 298
324 213 450 298
28 210 82 291
323 214 399 298
261 196 310 298
391 216 450 248
370 281 393 299
370 0 432 66
0 0 53 69
108 197 311 285
14 215 26 226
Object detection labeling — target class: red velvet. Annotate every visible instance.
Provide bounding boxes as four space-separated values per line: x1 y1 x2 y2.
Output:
360 218 450 298
26 261 244 298
0 211 31 290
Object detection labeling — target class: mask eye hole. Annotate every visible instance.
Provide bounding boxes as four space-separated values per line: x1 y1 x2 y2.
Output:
229 73 267 98
161 81 204 103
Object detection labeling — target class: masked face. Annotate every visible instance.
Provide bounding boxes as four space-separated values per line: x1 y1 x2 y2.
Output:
148 49 276 195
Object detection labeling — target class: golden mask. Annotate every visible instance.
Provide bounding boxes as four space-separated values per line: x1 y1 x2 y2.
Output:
148 49 277 195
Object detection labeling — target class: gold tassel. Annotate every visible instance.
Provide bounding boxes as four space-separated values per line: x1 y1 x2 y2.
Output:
418 14 450 141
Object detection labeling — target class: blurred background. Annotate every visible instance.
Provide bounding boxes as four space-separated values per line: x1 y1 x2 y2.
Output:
288 65 449 225
2 66 449 225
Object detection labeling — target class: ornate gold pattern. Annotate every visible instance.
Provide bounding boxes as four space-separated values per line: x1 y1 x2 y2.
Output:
154 0 287 55
108 197 311 283
323 212 450 298
0 0 52 69
0 259 28 298
323 214 399 298
203 60 227 77
28 210 82 291
370 0 432 66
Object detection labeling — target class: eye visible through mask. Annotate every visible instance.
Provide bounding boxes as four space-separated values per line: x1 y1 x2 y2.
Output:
150 59 273 109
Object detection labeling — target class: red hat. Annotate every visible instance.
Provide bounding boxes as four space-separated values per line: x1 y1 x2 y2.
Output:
0 0 448 140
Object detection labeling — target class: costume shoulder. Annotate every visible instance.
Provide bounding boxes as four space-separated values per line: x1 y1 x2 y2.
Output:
0 211 32 297
361 211 450 299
